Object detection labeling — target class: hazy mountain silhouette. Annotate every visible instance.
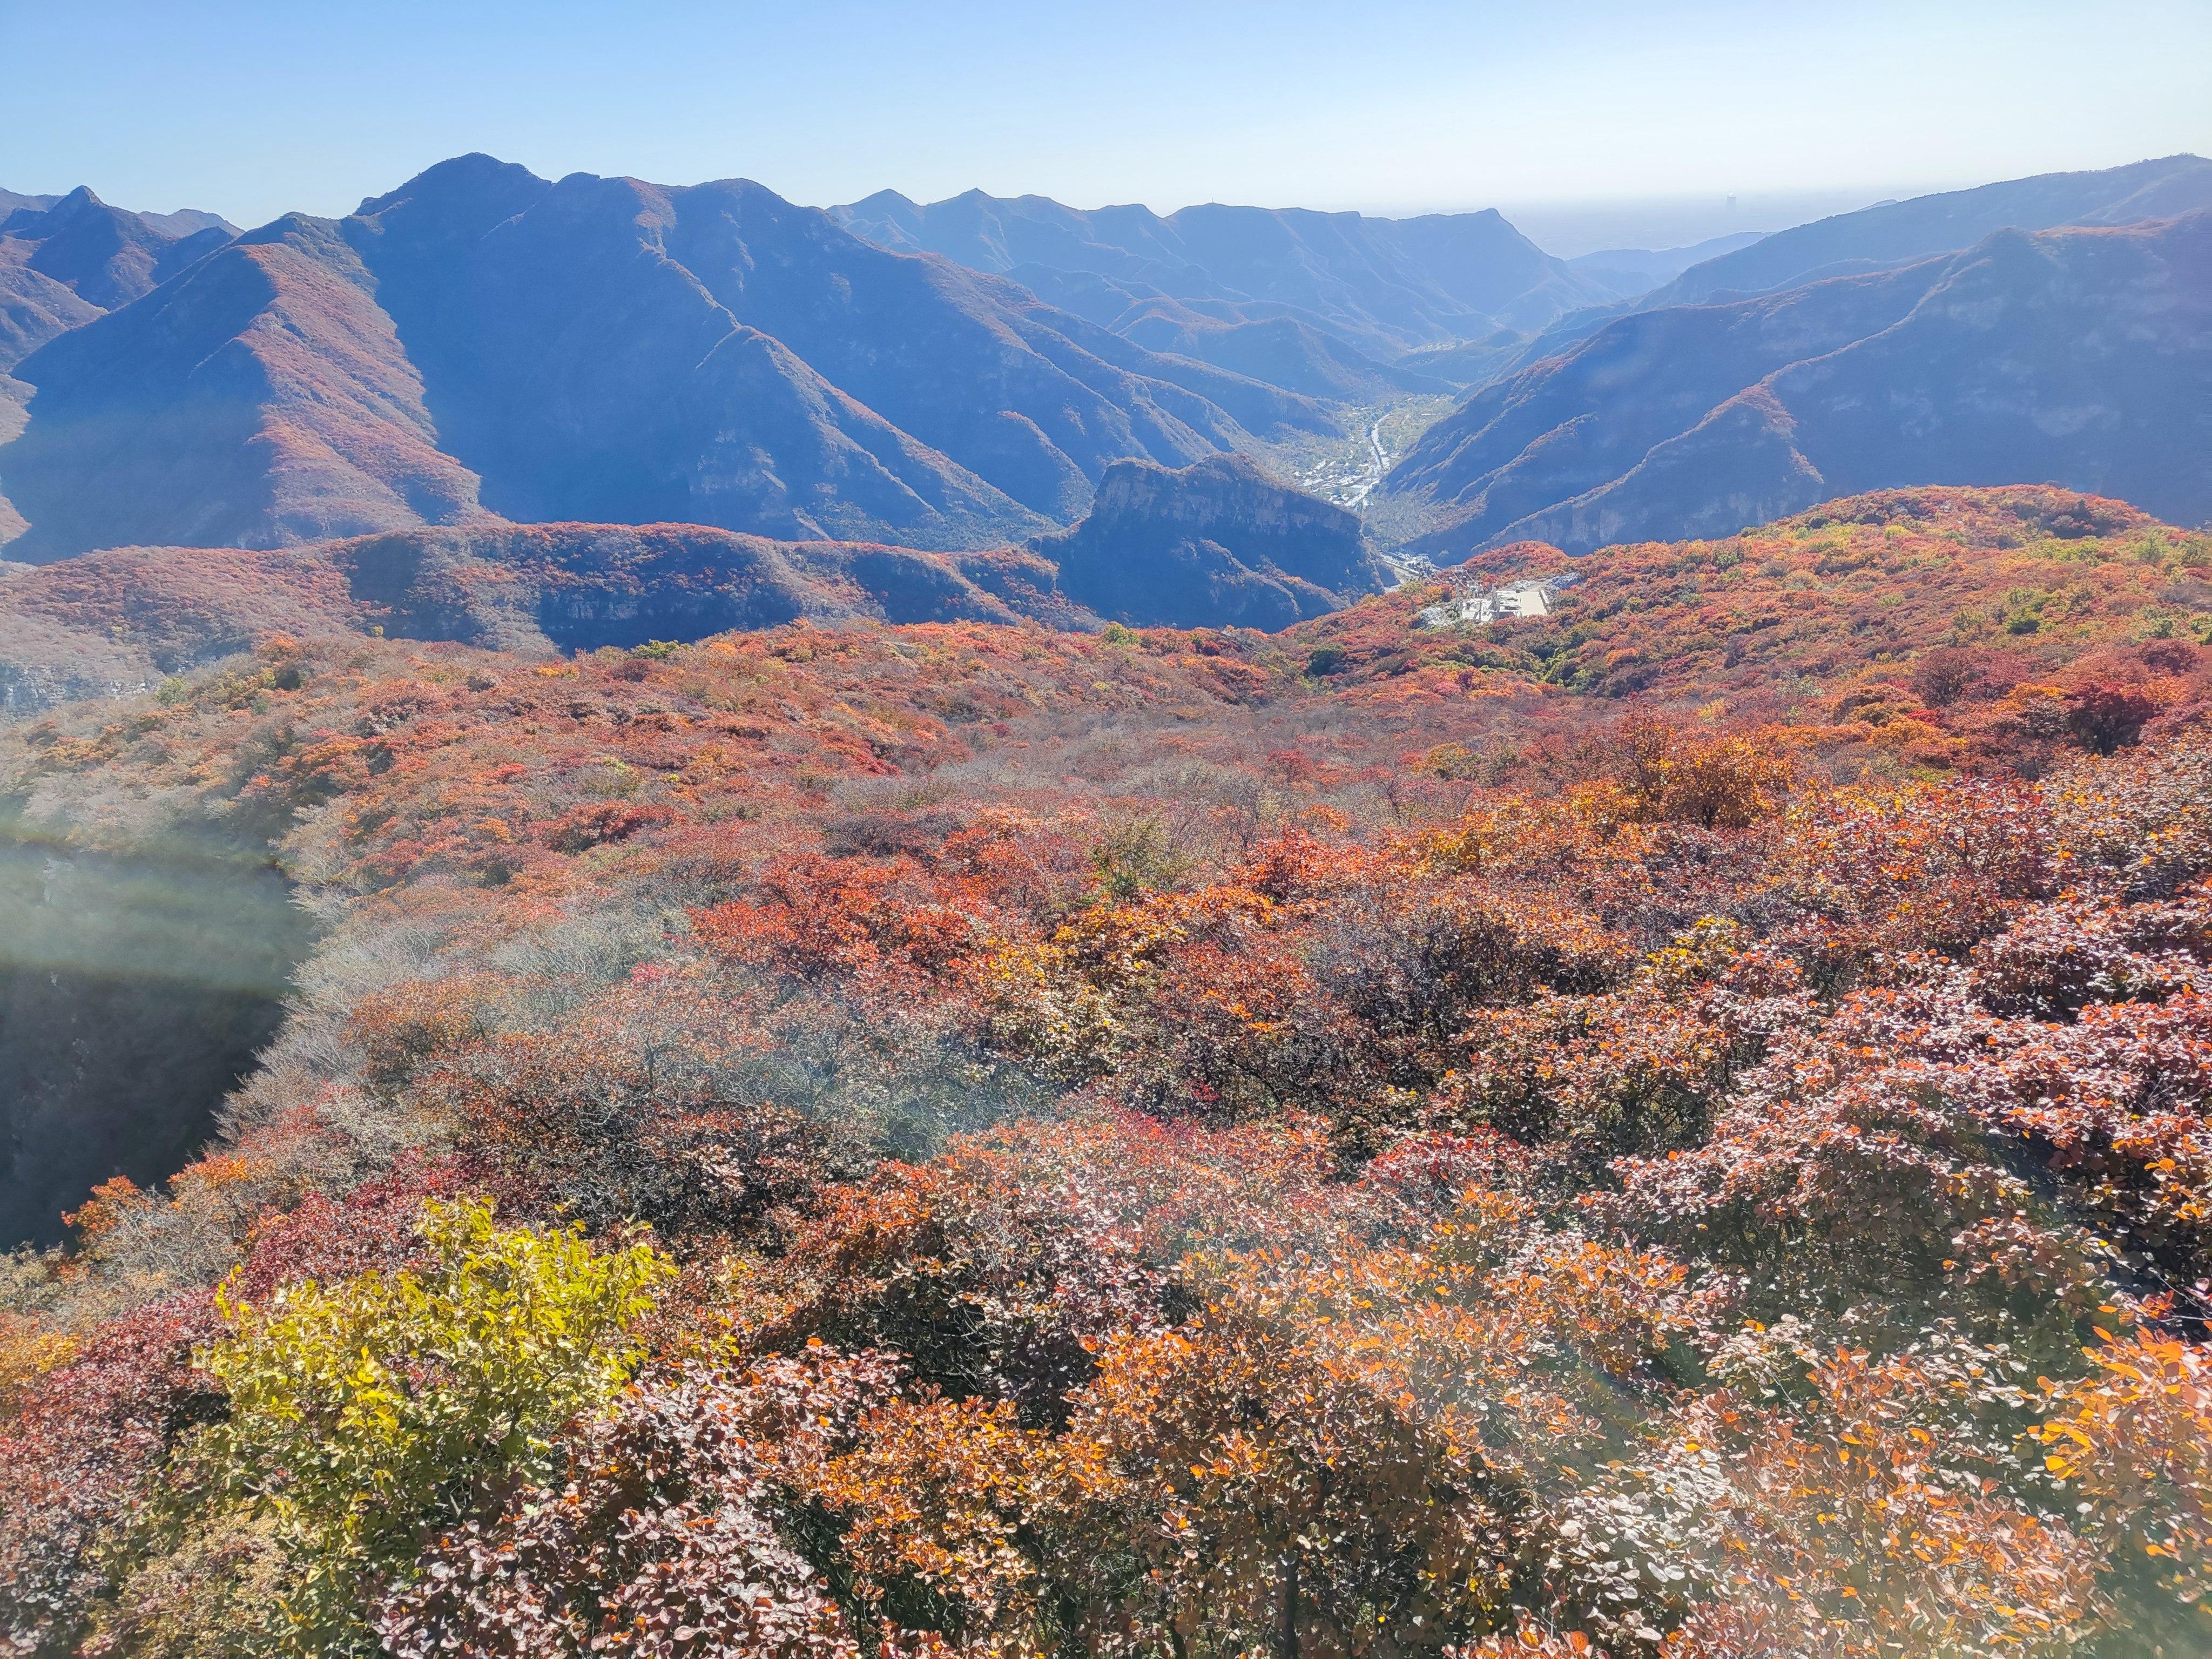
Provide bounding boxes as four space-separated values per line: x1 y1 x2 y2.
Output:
1515 156 2212 369
1563 231 1765 299
1005 266 1453 401
830 188 1613 361
1387 212 2212 557
1655 154 2212 306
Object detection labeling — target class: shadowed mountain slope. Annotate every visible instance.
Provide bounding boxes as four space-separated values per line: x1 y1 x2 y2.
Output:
0 215 490 561
0 190 240 537
0 156 1320 561
1386 213 2212 558
1032 451 1382 629
1007 264 1451 401
0 187 233 311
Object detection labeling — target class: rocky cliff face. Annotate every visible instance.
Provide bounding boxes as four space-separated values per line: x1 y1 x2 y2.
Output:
1034 453 1382 629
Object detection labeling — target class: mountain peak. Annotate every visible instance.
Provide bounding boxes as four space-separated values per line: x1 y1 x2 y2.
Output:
357 153 550 219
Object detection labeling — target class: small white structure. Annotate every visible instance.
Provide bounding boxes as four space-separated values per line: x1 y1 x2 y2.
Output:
1417 571 1576 629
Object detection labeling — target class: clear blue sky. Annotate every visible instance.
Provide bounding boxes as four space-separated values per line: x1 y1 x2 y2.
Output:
4 0 2207 251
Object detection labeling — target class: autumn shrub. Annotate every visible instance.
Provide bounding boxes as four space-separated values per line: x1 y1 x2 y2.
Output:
1583 709 1792 831
91 1199 671 1658
2034 1331 2212 1613
0 1294 220 1657
380 1346 895 1659
1568 1343 2105 1657
8 502 2212 1657
2063 682 2160 756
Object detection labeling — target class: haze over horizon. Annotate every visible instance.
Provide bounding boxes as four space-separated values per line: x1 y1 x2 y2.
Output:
4 0 2207 252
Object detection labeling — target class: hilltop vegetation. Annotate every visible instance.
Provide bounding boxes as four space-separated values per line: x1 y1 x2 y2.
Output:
1300 486 2212 777
2 487 2211 1656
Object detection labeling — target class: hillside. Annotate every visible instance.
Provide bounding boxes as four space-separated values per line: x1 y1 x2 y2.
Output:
1033 451 1381 628
0 521 1095 713
1291 484 2212 772
1385 213 2212 558
1512 153 2212 367
0 156 1339 562
0 189 240 539
3 476 2212 1655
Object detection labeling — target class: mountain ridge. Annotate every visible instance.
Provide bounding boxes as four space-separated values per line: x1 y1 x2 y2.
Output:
1386 211 2212 558
830 186 1616 361
0 155 1351 562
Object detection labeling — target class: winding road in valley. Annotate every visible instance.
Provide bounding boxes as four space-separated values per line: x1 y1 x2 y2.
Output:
1343 416 1390 508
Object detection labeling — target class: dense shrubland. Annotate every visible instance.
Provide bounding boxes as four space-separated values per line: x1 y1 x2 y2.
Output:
2 487 2211 1657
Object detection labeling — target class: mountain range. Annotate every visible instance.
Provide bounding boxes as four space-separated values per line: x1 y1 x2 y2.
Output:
1 157 1351 563
1383 209 2212 557
828 187 1617 371
1510 153 2212 366
0 152 2207 627
0 188 242 540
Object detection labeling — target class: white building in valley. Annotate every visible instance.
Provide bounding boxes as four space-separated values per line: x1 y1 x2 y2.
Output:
1417 571 1576 629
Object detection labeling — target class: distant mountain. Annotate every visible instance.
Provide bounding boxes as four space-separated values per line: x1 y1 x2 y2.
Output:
1033 451 1382 629
1515 156 2212 370
1392 331 1529 390
134 207 240 239
1007 266 1453 401
0 188 240 541
1385 212 2212 558
1 156 1331 562
830 188 1614 363
1656 154 2212 307
0 187 234 310
1 214 492 558
1564 232 1765 299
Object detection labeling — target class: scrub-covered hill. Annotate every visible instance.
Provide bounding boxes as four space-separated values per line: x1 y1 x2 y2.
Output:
3 481 2211 1658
